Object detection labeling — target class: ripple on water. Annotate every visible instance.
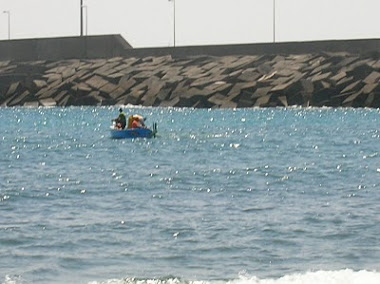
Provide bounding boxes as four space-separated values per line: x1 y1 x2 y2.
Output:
1 107 380 283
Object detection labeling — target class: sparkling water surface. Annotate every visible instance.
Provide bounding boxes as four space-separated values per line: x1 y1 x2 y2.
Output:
1 107 379 284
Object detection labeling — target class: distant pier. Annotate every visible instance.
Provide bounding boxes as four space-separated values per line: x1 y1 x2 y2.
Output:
0 35 379 108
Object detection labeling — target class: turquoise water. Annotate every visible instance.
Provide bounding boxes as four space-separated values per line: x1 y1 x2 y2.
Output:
1 107 380 284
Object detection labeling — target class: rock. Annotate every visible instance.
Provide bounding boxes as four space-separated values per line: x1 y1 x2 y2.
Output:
182 66 208 79
345 59 374 79
151 55 172 65
363 71 380 85
177 91 210 107
86 75 109 89
123 57 140 66
201 61 219 71
58 94 71 106
254 95 271 107
227 69 243 78
361 82 378 94
310 63 332 75
169 81 187 99
74 93 102 106
141 77 166 106
43 73 63 83
123 90 145 105
372 60 380 69
329 72 347 85
311 72 332 83
226 82 256 101
118 76 137 90
365 93 375 107
46 66 69 74
75 82 92 92
336 56 359 68
9 90 31 106
0 60 11 68
275 68 298 77
191 100 213 108
270 78 293 92
54 90 69 103
23 101 39 107
48 77 64 90
62 68 76 79
238 70 261 82
159 96 180 107
257 63 273 75
340 80 362 94
336 76 354 88
108 57 123 63
75 69 93 81
208 93 228 106
90 59 107 69
237 91 255 107
1 93 17 106
109 87 127 100
205 81 232 94
33 80 48 89
252 87 272 98
88 91 105 105
39 98 57 107
320 81 331 89
100 82 118 94
229 56 260 69
145 76 165 96
258 71 277 82
107 72 125 79
133 71 158 79
77 62 93 71
301 79 314 94
162 74 184 84
287 90 306 106
156 88 171 103
342 91 363 106
220 100 237 108
191 75 226 88
278 96 288 107
305 56 325 71
141 94 158 106
5 82 22 96
36 87 57 99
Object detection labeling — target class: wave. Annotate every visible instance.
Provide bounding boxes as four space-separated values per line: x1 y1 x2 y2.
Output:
83 270 380 284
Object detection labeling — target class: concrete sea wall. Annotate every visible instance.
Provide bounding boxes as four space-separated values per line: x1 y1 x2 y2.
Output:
0 35 132 61
0 36 379 108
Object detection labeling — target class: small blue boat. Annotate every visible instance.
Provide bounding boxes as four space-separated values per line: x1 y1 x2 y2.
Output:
110 123 157 139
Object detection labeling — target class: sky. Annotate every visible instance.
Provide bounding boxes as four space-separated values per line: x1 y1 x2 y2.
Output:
0 0 379 48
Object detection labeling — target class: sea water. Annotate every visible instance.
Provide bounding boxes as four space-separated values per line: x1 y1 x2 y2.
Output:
0 106 379 284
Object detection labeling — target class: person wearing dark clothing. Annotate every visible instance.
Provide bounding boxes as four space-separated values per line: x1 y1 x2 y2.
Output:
112 108 127 129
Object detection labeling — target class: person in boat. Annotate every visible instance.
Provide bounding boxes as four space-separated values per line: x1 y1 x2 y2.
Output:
131 115 147 129
112 108 127 130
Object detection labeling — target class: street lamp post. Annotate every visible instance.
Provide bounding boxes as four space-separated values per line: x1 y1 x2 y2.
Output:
169 0 176 47
80 0 83 36
82 5 88 36
273 0 276 43
3 10 10 40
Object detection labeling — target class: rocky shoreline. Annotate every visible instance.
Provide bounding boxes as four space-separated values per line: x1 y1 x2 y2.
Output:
1 51 380 108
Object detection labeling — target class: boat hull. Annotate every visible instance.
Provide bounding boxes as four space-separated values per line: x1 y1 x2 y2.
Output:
110 128 154 139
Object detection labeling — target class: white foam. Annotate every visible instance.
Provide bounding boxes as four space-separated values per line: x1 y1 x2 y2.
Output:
87 270 380 284
3 275 23 284
229 270 380 284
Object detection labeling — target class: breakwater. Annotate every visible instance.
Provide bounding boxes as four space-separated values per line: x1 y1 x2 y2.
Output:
0 37 379 108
